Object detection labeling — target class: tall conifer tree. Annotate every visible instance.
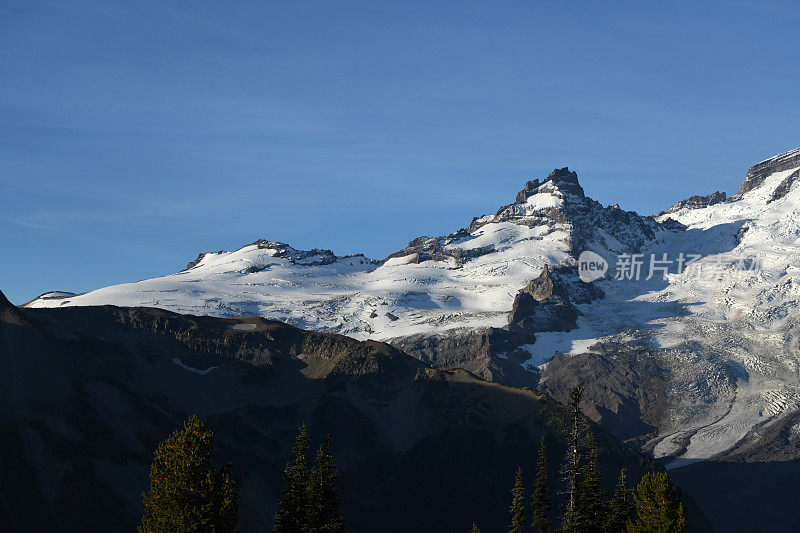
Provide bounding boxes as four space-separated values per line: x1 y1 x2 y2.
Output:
139 415 239 533
531 438 551 533
605 469 634 533
509 467 526 533
560 385 584 533
274 424 311 533
307 435 346 533
580 433 605 533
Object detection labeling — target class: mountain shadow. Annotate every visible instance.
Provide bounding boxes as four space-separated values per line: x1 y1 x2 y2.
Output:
0 290 699 532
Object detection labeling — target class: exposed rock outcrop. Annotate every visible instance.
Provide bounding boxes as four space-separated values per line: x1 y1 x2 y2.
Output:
514 168 585 203
507 266 577 333
507 266 602 334
660 191 727 215
184 252 215 270
384 232 496 265
734 147 800 198
384 235 459 264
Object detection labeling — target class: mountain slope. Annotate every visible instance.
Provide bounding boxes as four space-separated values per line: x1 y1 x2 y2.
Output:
2 289 668 532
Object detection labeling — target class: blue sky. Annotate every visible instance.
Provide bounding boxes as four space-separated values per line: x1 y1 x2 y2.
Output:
1 0 798 304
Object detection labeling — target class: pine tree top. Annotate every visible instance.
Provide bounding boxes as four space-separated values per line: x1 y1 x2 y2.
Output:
139 415 239 533
627 472 687 533
275 426 346 533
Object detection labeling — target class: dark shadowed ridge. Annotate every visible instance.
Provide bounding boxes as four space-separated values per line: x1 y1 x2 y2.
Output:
0 290 30 327
0 292 712 532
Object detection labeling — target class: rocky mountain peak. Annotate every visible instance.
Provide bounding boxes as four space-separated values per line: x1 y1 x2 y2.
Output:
506 168 662 255
544 167 585 197
515 167 584 203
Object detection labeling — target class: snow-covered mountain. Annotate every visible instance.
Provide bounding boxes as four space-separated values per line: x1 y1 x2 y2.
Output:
26 168 664 341
26 147 800 467
533 147 800 467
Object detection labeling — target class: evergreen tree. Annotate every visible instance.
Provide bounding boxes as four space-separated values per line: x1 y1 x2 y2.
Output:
509 467 527 533
306 435 346 533
626 472 687 533
605 469 634 533
471 522 481 533
580 433 605 533
560 385 584 533
274 424 311 533
139 415 239 533
531 438 551 533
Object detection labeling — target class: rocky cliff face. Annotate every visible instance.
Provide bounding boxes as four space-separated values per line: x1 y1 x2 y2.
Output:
390 264 604 390
734 147 800 197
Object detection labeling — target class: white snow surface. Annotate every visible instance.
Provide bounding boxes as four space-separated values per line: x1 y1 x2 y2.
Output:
27 231 569 340
27 181 583 341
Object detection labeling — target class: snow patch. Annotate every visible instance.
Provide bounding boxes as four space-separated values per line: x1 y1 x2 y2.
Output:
172 358 217 375
229 323 258 331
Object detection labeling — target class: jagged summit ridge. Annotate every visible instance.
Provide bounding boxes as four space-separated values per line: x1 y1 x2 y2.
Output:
660 191 727 215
